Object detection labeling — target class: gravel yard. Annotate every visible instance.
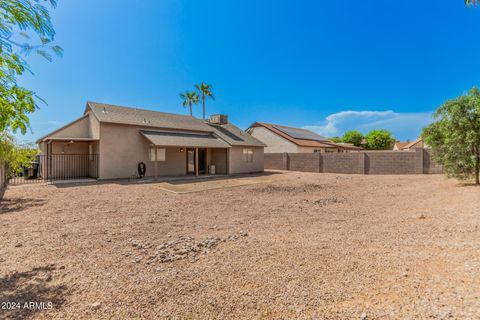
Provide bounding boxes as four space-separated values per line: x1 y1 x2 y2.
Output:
1 172 479 319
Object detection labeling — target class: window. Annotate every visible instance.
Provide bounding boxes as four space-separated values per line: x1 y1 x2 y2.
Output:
149 148 166 161
243 148 253 163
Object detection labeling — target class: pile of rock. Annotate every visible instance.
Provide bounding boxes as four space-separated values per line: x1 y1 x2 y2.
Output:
127 232 248 265
312 197 345 207
257 183 325 194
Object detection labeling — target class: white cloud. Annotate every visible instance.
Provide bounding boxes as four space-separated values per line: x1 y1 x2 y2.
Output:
39 120 64 125
304 110 433 140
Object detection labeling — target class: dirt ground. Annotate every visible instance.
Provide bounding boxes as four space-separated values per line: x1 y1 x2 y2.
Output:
1 172 479 319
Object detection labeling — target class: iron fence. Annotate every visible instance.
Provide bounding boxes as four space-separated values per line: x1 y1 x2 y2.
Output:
7 154 99 185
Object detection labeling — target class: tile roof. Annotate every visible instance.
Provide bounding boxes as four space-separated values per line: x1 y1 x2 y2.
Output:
86 101 215 133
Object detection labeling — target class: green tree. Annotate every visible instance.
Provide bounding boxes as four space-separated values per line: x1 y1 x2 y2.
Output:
365 129 395 150
422 88 480 185
1 0 62 134
0 132 14 162
179 91 199 116
342 130 364 147
330 137 342 143
7 141 39 176
0 132 38 176
195 82 214 120
466 0 478 5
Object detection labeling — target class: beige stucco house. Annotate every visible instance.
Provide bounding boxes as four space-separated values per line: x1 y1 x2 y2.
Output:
246 122 363 153
36 102 265 180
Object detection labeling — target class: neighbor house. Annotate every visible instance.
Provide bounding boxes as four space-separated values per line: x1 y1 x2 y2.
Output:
393 138 425 151
246 122 362 153
393 141 410 151
36 102 265 180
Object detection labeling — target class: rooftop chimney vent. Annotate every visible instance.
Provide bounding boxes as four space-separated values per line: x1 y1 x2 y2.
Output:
209 114 228 125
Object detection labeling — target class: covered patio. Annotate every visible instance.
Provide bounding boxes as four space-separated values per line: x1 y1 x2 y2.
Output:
140 130 230 179
39 138 100 180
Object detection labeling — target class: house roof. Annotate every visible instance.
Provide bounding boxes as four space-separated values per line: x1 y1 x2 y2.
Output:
208 123 266 147
402 138 423 150
249 122 346 149
140 130 231 149
39 101 263 148
335 142 364 151
394 142 410 150
86 101 215 133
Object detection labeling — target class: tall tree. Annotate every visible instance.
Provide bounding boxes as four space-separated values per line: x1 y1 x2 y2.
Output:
329 137 342 143
342 130 364 147
422 88 480 185
365 129 395 150
179 91 199 116
0 0 62 137
195 82 214 120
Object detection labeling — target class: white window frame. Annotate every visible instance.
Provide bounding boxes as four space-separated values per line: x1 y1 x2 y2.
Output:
149 147 166 161
243 148 254 163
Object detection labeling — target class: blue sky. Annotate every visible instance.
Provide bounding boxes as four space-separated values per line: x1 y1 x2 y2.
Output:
15 0 480 142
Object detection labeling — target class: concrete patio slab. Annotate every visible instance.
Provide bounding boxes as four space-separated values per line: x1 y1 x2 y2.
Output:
156 176 268 194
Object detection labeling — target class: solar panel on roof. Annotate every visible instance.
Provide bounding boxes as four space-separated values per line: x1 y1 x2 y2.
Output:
273 125 328 141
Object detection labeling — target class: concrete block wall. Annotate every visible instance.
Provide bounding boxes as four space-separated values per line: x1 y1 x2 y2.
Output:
288 153 319 172
423 149 444 174
323 153 365 174
365 151 416 174
264 150 442 175
264 153 287 170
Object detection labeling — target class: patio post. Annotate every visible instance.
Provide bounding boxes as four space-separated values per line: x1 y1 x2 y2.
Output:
195 148 199 176
154 147 158 181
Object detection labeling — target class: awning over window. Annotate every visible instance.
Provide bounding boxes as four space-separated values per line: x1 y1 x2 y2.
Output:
140 130 230 148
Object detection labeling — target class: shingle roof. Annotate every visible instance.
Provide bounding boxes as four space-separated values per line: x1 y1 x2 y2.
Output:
208 123 266 147
249 122 340 148
249 122 363 150
140 130 231 148
272 124 330 141
402 138 423 150
335 142 364 151
394 142 410 149
85 102 264 147
86 102 215 133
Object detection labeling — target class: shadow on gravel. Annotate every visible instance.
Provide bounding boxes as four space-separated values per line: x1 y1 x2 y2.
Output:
0 265 67 319
52 170 284 188
456 182 480 188
0 198 47 215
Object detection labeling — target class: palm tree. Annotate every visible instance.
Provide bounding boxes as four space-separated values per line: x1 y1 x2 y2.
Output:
195 82 214 120
179 91 199 116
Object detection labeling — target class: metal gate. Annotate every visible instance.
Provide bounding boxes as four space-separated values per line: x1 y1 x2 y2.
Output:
7 154 99 185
